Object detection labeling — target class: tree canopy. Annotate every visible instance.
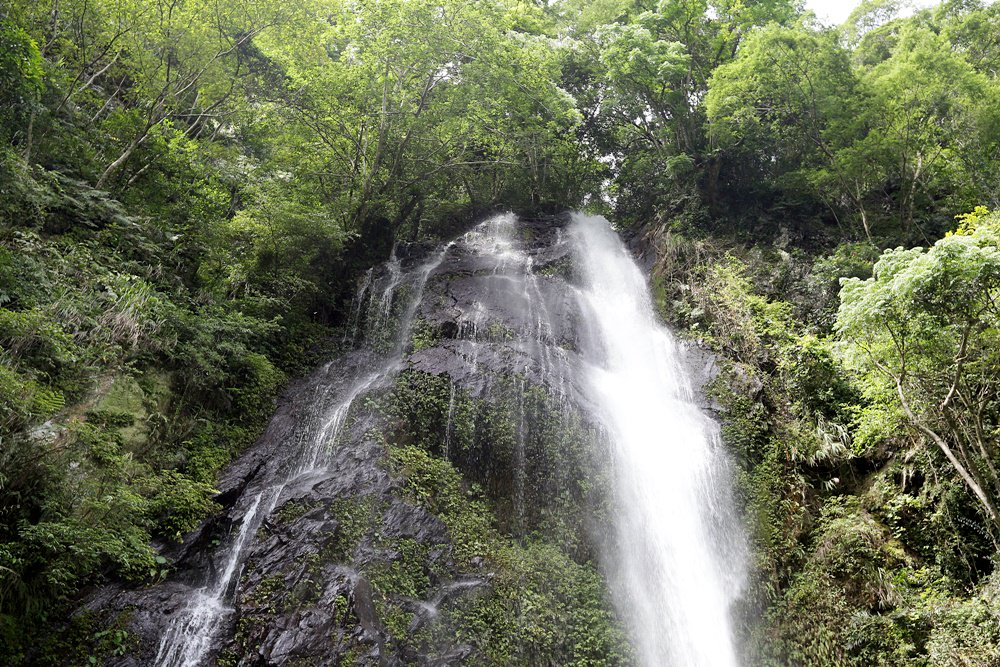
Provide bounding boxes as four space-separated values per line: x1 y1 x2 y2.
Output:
837 208 1000 528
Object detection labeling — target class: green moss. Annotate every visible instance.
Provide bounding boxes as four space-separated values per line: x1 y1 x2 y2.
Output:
229 573 288 658
537 258 571 278
438 539 631 666
485 320 516 341
84 409 135 428
358 357 627 659
709 371 770 466
324 496 379 563
288 552 323 610
333 593 352 624
382 370 475 456
382 369 604 548
94 375 144 416
273 499 313 527
375 598 414 639
248 574 285 608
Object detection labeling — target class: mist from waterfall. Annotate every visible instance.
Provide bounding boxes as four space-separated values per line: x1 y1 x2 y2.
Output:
570 212 747 667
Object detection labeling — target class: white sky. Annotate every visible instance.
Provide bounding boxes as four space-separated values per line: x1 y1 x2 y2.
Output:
804 0 942 26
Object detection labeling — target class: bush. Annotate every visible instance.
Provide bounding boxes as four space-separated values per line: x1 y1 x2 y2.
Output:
388 445 630 666
926 571 1000 666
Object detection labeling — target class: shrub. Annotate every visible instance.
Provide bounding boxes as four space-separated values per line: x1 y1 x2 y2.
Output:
145 471 219 541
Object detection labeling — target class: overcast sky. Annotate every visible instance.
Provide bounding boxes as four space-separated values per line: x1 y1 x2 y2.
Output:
804 0 942 26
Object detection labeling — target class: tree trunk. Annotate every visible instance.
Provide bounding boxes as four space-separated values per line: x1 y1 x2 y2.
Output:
96 127 150 190
897 379 1000 528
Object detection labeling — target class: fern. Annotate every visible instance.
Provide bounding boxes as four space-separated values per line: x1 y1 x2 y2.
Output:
31 386 64 417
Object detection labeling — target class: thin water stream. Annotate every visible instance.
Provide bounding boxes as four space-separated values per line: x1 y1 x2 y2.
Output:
153 247 449 667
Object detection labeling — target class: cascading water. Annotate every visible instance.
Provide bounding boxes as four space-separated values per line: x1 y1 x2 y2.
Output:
570 213 746 667
152 247 449 667
411 211 745 662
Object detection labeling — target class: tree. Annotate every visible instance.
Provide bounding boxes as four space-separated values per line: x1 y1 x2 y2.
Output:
705 22 869 234
706 17 1000 239
8 0 291 184
574 0 799 221
0 20 43 146
856 25 1000 233
251 0 586 247
836 208 1000 530
936 0 1000 80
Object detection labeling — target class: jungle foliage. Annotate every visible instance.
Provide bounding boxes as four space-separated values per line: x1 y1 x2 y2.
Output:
0 0 999 664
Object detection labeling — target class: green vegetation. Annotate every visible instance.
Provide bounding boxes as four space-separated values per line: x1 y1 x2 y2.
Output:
587 3 1000 660
838 211 1000 527
1 0 999 663
387 444 629 665
703 16 998 241
0 0 589 659
383 369 604 549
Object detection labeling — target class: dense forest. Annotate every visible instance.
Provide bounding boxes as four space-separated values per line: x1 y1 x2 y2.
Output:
1 0 999 664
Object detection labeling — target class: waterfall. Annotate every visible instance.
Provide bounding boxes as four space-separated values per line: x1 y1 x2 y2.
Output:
570 213 746 667
141 212 744 666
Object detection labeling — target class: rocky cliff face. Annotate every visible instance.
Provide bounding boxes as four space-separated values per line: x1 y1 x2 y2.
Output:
85 213 717 666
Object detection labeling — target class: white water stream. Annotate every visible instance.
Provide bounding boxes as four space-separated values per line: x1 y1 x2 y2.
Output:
570 213 746 667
